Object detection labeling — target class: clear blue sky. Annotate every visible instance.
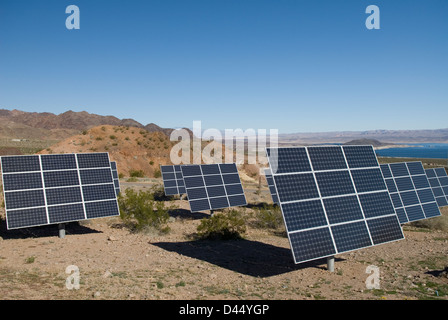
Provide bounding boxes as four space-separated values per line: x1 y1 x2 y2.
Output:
0 0 447 134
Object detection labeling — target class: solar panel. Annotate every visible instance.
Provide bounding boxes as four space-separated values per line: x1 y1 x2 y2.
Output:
425 168 448 207
264 168 278 204
110 161 121 196
380 162 441 224
266 146 404 264
1 153 120 230
181 163 247 212
160 165 186 196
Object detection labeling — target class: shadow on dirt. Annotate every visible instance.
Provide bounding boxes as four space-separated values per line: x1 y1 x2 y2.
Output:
152 239 344 277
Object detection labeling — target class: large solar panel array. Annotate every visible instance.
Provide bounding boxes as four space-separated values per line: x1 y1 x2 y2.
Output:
181 163 247 212
161 165 186 196
266 146 404 264
1 153 120 230
110 161 121 196
425 168 448 207
264 168 278 204
380 162 441 224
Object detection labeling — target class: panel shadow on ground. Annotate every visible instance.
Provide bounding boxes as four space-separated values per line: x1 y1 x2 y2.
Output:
152 239 343 277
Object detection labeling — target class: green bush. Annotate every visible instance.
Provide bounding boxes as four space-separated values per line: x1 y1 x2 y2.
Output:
195 210 246 240
252 204 283 230
129 169 145 178
118 188 170 234
154 169 161 178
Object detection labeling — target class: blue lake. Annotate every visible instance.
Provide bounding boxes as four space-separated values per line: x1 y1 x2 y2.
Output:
375 143 448 159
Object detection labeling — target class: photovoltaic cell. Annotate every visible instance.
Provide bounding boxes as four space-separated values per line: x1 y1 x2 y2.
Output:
425 168 448 207
181 163 247 212
381 162 441 224
264 168 279 204
161 165 186 196
266 146 404 264
0 153 120 230
110 161 121 196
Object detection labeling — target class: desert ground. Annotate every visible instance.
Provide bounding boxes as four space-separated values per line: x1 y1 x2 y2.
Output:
0 178 447 301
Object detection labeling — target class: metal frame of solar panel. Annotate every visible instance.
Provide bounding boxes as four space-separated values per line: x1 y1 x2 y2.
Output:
266 146 404 265
181 163 247 212
110 161 121 196
161 165 186 196
380 162 441 224
1 153 120 230
425 167 448 207
264 168 278 204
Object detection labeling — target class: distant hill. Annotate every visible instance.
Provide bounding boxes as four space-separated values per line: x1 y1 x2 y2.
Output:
0 108 190 140
343 139 391 147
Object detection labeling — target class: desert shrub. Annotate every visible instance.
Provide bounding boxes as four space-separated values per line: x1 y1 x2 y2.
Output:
195 210 246 240
109 135 117 140
118 188 170 234
149 161 154 166
252 204 283 230
153 169 161 178
82 130 88 135
411 215 448 232
129 169 145 178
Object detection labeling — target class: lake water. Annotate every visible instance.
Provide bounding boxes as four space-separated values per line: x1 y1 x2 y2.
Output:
375 143 448 159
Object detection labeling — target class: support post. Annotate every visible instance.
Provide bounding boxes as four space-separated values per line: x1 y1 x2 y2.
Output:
327 256 335 272
58 223 66 239
210 210 215 217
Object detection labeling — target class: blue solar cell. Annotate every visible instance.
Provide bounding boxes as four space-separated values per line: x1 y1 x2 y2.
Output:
274 173 319 202
289 228 336 263
435 168 448 177
436 196 448 207
385 179 398 193
82 184 116 202
201 164 220 175
41 154 77 171
390 193 403 208
307 147 347 171
228 194 247 207
181 165 202 177
206 186 226 198
210 196 230 210
367 216 404 245
406 162 425 175
162 172 176 180
222 174 241 185
189 199 211 212
422 202 441 218
5 190 45 210
183 176 205 188
46 187 82 205
84 200 119 219
163 180 177 188
394 177 415 192
79 168 113 185
6 207 48 229
48 203 85 224
331 221 372 253
425 168 436 178
358 192 396 218
2 173 43 191
405 205 425 222
110 161 117 170
186 187 208 200
43 170 80 188
411 175 430 189
315 171 355 197
342 146 378 169
225 184 244 196
267 148 311 174
389 163 409 177
281 200 327 232
1 155 41 173
203 175 224 186
350 168 386 193
428 178 440 187
380 164 392 178
161 166 174 173
76 153 110 169
164 187 179 196
416 189 436 204
219 163 238 174
395 208 408 224
400 191 420 206
439 177 448 186
323 195 364 224
432 187 444 197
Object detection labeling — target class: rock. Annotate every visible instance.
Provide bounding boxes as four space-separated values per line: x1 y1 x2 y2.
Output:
93 291 101 298
103 270 113 278
108 235 118 241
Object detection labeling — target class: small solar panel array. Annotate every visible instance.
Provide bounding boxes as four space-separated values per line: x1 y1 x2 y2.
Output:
380 162 441 224
161 165 186 196
425 168 448 207
1 153 120 230
110 161 121 196
266 146 405 264
264 168 279 204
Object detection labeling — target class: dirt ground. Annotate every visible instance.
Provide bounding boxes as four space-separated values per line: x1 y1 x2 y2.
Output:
1 180 448 301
